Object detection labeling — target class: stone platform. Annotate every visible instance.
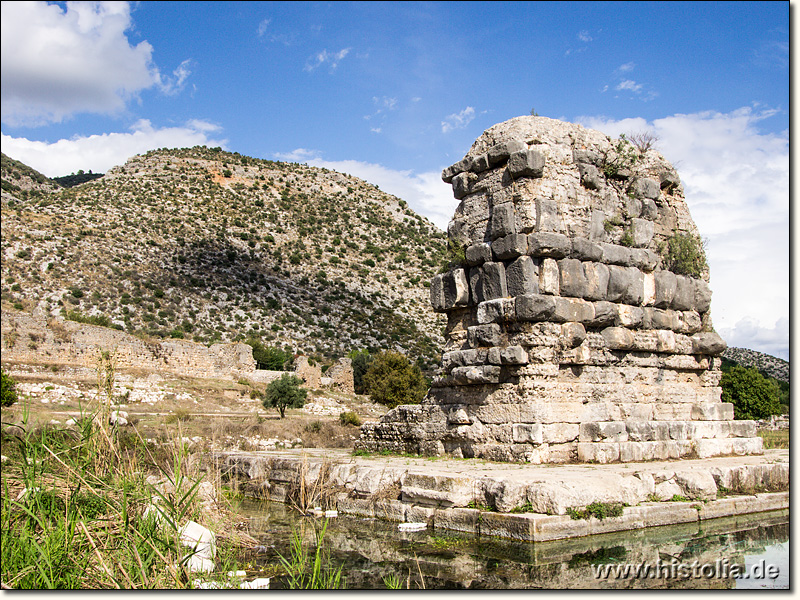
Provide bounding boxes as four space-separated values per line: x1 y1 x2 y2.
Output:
212 448 788 542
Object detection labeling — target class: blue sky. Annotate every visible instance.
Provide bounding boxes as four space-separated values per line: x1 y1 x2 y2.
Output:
0 1 790 359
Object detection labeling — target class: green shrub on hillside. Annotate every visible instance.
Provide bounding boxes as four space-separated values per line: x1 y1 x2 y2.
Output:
1 370 18 407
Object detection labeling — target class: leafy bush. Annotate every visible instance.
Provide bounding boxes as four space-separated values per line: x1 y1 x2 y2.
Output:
720 364 782 420
348 349 373 395
661 233 707 277
1 370 18 407
262 374 307 418
362 351 427 409
339 411 361 427
247 339 293 370
65 311 111 328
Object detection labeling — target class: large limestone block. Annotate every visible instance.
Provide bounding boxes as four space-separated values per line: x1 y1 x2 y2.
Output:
674 470 718 500
506 255 538 296
465 242 492 266
576 442 620 463
691 332 727 356
467 324 502 347
488 139 527 165
539 258 560 295
516 293 556 322
542 423 579 444
492 233 528 260
583 262 610 300
452 171 477 199
430 274 446 311
535 198 562 232
671 276 696 311
476 298 516 324
630 218 654 247
607 265 644 305
490 203 516 239
400 474 477 508
507 149 546 178
443 269 470 308
552 297 594 323
528 232 570 258
558 258 588 298
571 238 603 262
512 423 543 444
654 270 677 308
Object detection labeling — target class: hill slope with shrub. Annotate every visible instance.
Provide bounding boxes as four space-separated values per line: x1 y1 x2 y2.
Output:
0 147 448 370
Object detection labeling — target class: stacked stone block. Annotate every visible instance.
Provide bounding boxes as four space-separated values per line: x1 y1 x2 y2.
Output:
357 116 762 463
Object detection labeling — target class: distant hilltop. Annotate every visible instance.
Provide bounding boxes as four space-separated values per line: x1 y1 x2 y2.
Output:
722 346 789 384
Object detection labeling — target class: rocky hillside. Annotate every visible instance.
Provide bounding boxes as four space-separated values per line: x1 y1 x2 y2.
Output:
0 148 447 370
722 346 789 384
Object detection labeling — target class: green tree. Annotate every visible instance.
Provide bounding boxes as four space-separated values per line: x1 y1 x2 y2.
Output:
1 369 18 407
362 350 427 409
348 349 373 395
720 365 782 420
262 374 307 418
247 339 293 370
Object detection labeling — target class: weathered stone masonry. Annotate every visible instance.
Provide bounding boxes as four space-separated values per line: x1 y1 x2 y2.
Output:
358 116 762 463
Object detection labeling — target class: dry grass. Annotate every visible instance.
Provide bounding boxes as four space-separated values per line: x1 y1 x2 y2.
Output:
758 429 789 449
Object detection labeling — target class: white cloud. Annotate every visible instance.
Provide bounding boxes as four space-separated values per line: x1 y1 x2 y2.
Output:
257 18 271 37
304 48 351 72
0 1 182 126
441 106 476 133
272 148 320 162
576 107 789 358
577 30 593 42
616 79 643 93
156 59 193 96
276 150 455 230
1 120 228 177
618 62 636 72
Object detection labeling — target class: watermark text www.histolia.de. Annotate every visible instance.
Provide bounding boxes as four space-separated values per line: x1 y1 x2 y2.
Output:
592 558 780 581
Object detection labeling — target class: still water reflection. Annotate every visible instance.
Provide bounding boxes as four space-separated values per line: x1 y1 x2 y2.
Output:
236 499 788 590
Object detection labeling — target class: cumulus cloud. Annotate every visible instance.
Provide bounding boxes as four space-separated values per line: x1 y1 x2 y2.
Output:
576 107 789 358
577 30 593 42
441 106 476 133
276 150 455 230
304 48 351 72
617 62 636 73
1 120 228 177
0 1 186 126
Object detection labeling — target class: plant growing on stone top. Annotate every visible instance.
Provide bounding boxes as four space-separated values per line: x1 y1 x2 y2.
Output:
660 233 708 278
262 373 307 418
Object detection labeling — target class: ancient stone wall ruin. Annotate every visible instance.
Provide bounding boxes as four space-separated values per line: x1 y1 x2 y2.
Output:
358 116 762 464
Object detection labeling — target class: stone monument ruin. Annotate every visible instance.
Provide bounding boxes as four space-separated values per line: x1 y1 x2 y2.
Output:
357 116 763 464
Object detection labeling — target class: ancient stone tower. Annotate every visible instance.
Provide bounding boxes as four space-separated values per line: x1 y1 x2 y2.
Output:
357 116 762 463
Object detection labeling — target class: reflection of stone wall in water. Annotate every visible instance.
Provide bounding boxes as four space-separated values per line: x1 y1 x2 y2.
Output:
358 116 763 463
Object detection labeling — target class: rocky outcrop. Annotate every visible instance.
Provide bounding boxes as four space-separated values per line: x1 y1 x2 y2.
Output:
358 116 762 463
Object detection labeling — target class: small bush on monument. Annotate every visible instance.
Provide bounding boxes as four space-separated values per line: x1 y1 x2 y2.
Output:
262 374 307 418
363 350 427 409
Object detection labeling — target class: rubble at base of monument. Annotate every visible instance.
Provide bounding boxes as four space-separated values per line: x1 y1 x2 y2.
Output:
357 116 762 464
